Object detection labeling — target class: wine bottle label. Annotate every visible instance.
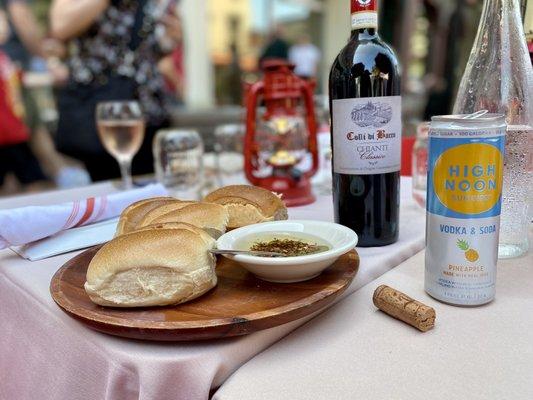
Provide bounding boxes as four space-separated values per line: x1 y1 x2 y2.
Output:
351 0 378 30
332 96 401 175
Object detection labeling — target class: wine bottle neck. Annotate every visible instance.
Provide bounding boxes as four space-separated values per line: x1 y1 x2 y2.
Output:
351 0 378 32
350 28 378 40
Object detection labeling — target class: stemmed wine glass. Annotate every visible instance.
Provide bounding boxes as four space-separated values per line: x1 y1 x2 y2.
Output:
96 101 145 189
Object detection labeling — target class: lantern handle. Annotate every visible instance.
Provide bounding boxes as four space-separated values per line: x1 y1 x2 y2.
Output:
244 80 264 185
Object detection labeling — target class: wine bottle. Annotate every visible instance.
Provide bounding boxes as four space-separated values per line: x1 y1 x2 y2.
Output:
329 0 401 247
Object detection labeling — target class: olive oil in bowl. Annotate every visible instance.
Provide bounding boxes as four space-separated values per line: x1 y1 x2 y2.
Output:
236 232 331 257
216 220 358 282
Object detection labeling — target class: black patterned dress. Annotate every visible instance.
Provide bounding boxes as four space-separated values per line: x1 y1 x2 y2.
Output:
67 0 169 125
58 0 172 180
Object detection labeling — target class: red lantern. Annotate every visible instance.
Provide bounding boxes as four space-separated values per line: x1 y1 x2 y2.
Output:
244 60 318 207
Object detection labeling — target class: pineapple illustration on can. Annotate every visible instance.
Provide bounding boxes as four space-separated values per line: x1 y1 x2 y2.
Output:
425 113 506 306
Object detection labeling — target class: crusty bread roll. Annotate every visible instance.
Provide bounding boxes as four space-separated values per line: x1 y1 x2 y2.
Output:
115 197 180 236
146 202 229 238
133 221 213 242
203 185 288 229
85 226 217 307
137 201 197 228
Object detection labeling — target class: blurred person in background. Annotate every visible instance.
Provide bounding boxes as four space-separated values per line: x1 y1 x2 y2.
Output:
259 26 289 67
0 0 80 190
158 10 185 105
0 9 48 194
423 0 481 119
50 0 183 182
0 0 54 67
288 34 320 80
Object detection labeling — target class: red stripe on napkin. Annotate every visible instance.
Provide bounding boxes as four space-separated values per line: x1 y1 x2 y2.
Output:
62 201 80 230
92 196 107 223
73 198 96 228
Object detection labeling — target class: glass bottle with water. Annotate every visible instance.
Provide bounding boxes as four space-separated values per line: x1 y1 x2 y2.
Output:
412 122 430 209
453 0 533 258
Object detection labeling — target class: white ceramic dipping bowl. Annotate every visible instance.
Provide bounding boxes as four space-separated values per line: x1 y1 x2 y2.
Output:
216 220 358 283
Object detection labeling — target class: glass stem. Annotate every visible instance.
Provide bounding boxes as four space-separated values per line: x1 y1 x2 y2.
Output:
119 159 133 190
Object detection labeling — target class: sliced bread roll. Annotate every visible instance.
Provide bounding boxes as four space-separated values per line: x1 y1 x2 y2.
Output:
147 202 229 238
115 197 180 236
85 227 216 307
203 185 288 229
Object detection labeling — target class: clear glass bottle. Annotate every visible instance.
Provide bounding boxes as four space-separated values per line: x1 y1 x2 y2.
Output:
453 0 533 258
153 129 204 200
411 122 429 209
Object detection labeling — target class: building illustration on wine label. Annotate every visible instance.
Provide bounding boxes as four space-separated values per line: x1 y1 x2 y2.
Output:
351 102 392 128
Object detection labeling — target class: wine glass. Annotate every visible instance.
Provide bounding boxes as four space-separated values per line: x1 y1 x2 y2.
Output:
96 101 145 189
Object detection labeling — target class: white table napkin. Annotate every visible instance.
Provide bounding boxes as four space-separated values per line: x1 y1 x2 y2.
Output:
11 218 119 261
0 183 167 256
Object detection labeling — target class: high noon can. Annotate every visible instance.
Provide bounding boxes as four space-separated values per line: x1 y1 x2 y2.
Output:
425 114 506 306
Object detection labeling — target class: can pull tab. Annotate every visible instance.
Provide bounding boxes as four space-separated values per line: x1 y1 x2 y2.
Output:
462 110 489 119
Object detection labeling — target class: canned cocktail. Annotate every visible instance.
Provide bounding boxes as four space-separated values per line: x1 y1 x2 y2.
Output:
425 114 506 306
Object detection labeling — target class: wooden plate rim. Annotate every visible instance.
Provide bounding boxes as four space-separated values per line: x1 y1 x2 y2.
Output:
50 246 359 332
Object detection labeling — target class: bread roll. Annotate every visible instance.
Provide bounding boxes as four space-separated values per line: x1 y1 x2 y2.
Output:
85 227 217 307
115 197 180 236
134 221 214 243
203 185 288 229
137 201 197 228
147 202 229 238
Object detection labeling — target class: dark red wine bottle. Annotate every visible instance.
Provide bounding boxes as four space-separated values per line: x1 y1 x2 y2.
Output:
329 0 401 247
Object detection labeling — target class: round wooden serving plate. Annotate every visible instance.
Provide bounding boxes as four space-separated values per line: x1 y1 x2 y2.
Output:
50 246 359 341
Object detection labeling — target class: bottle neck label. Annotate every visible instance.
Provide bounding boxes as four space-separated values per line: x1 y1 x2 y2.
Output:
351 0 378 30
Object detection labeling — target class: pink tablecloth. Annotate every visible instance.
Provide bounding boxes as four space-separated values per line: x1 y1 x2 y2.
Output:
0 179 426 400
213 238 533 400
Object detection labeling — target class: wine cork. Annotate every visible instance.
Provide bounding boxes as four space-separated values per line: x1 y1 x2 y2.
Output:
373 285 436 332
